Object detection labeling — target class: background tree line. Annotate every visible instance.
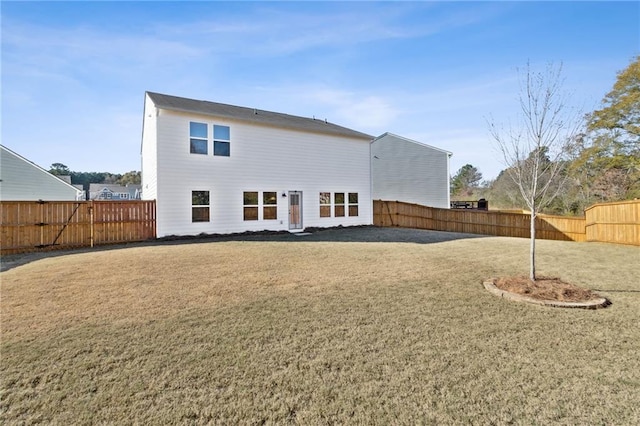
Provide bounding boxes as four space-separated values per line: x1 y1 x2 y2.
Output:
451 56 639 216
48 163 141 191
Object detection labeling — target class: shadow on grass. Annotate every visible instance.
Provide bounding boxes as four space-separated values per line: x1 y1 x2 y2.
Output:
1 225 486 272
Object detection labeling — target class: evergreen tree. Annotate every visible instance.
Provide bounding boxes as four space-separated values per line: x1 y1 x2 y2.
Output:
451 164 482 197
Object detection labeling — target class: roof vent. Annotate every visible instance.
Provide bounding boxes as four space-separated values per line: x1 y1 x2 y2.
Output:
253 108 258 115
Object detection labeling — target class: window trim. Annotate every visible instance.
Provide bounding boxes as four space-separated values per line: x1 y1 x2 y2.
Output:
189 122 208 155
192 190 210 222
244 191 278 221
213 124 231 157
348 192 359 217
243 191 259 221
334 192 345 217
319 192 331 218
263 191 278 220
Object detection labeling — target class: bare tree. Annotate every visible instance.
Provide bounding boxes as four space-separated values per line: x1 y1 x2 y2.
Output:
489 62 583 281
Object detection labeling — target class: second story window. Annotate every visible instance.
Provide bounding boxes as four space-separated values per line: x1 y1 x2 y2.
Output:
190 122 208 155
214 125 230 156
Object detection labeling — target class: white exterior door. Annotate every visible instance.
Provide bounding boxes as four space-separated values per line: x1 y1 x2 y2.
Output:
288 191 303 230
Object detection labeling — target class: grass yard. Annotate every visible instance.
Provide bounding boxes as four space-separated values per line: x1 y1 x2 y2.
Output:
1 227 639 424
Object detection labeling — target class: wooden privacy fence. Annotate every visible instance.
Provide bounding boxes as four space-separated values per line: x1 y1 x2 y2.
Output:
585 199 640 246
374 200 593 242
1 200 156 255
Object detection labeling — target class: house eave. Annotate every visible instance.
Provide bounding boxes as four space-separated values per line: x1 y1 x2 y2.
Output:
146 91 373 142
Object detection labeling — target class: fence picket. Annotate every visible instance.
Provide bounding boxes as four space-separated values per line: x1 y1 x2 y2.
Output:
1 200 156 255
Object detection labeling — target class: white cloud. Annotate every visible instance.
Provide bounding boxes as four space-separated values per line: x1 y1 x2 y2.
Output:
2 20 204 78
245 85 400 133
324 93 399 132
147 2 502 57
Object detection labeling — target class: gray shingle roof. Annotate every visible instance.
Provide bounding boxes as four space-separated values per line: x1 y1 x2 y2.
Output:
146 92 373 140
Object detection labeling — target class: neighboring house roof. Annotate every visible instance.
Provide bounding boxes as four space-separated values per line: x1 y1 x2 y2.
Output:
90 183 141 193
146 91 374 141
372 132 453 156
0 144 83 201
89 183 141 199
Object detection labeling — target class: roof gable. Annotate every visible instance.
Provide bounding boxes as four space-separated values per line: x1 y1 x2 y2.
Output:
0 145 82 201
146 91 373 141
372 132 452 156
0 145 82 192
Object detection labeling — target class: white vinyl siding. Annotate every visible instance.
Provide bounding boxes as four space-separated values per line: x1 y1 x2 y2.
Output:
371 133 451 209
141 93 158 203
0 145 82 201
149 107 372 237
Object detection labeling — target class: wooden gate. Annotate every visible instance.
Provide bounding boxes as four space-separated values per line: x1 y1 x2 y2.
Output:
1 200 156 255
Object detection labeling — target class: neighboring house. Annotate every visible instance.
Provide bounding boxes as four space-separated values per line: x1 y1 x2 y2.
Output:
141 92 374 237
89 183 142 200
371 133 452 209
0 144 83 201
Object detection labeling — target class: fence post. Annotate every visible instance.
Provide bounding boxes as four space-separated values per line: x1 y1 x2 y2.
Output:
89 200 94 248
38 200 45 248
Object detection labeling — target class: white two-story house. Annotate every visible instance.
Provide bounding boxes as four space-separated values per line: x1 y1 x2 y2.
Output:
141 92 374 237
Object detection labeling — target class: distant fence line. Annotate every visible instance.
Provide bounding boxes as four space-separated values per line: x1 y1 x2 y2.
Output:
1 200 156 255
374 200 640 246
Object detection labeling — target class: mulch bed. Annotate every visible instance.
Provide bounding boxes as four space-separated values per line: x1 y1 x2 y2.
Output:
493 276 602 303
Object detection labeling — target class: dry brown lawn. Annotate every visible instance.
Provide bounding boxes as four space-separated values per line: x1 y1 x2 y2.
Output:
1 227 639 424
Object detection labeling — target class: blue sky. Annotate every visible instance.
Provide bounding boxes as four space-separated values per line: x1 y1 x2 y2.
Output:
2 1 638 180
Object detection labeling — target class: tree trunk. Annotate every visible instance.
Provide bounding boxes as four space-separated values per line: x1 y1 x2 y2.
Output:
530 211 536 281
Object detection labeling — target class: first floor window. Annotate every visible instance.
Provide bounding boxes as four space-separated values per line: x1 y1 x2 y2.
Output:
243 191 259 221
349 193 359 216
192 191 210 222
190 122 208 155
244 191 278 220
334 192 345 217
319 192 331 217
263 192 278 220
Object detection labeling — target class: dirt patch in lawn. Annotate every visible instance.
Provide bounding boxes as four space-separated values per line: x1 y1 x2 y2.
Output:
493 276 602 302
